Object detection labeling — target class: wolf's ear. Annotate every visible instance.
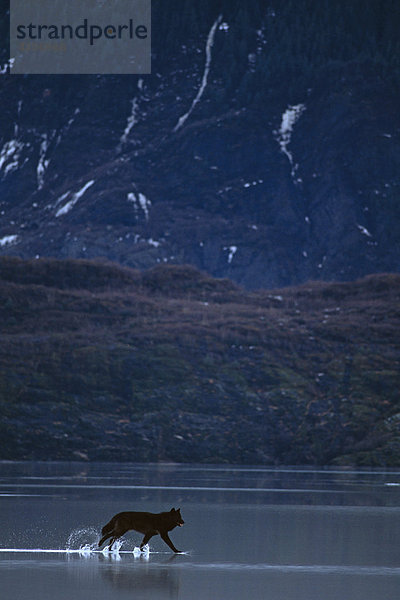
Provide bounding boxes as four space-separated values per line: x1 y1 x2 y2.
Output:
171 507 176 512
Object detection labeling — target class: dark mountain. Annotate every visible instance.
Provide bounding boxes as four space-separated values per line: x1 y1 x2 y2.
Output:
1 257 399 465
0 0 399 289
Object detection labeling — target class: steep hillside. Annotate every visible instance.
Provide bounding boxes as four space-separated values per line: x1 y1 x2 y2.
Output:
1 257 399 465
0 0 399 289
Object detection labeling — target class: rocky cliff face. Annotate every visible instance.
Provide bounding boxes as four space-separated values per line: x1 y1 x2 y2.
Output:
0 1 399 289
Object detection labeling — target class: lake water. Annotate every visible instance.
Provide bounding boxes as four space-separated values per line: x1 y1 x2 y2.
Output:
0 462 400 599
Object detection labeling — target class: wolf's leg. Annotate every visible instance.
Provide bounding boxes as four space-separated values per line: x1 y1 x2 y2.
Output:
160 531 180 553
140 532 155 550
98 532 112 547
107 526 129 550
108 536 119 550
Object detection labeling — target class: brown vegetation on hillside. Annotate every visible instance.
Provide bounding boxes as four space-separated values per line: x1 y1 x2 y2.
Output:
0 257 399 465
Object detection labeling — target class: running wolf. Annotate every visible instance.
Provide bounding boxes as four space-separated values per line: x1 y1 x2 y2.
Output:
98 508 184 553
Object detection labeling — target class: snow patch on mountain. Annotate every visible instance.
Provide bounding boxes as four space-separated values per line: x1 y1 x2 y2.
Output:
244 179 263 188
275 104 306 181
127 191 151 220
119 98 139 146
54 108 80 147
53 191 71 210
0 139 25 178
65 108 80 132
0 234 19 247
37 134 50 189
225 245 237 264
0 58 15 74
55 180 95 217
173 15 223 132
357 224 373 237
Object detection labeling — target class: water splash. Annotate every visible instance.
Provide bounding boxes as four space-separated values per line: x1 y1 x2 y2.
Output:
65 528 152 559
78 544 94 558
101 539 124 554
66 526 99 552
133 544 149 559
0 545 153 560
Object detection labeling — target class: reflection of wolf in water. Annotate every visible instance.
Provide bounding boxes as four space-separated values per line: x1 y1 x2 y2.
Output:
98 508 184 553
101 561 180 598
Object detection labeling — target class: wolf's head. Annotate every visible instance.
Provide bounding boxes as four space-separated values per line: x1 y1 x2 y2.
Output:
170 507 184 526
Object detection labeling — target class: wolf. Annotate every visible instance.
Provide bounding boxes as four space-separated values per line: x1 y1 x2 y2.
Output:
98 507 184 553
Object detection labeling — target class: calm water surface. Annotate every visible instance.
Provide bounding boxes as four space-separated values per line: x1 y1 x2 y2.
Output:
0 462 400 599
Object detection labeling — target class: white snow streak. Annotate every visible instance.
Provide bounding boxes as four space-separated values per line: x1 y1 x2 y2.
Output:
54 191 71 209
357 224 372 238
55 109 80 147
65 108 80 132
120 98 139 146
127 191 151 220
244 179 263 188
173 15 222 132
275 104 306 178
225 245 237 264
0 234 19 247
37 134 50 189
55 180 95 217
0 58 15 74
0 139 24 177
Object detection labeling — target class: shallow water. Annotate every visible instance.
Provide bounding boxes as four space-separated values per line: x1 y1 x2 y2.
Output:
1 462 400 599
